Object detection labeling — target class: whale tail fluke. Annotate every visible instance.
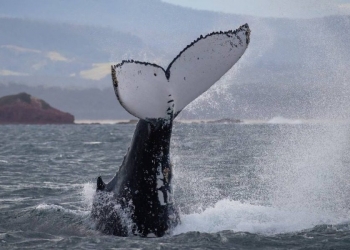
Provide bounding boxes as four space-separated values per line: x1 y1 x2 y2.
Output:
111 24 250 121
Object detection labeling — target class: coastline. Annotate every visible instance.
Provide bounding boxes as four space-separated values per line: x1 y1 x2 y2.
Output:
74 118 350 125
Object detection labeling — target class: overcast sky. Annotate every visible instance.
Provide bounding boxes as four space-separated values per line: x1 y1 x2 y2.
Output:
162 0 350 18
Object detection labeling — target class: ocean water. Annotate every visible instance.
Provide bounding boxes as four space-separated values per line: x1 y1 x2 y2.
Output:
1 123 350 249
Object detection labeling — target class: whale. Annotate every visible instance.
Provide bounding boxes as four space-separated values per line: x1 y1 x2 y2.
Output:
91 24 251 237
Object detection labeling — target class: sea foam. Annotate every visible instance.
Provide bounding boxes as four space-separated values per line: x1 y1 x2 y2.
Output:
173 199 348 235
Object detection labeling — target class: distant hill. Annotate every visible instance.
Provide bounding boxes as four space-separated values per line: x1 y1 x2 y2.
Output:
0 83 132 120
0 92 74 124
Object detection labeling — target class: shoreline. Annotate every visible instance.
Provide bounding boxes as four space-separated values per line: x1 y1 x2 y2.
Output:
2 119 350 125
74 118 350 125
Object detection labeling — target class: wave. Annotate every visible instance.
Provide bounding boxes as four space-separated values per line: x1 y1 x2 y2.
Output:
83 142 102 145
79 183 349 236
35 203 89 216
173 199 348 235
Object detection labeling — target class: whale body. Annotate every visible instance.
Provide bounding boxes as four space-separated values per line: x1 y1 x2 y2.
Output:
91 24 251 237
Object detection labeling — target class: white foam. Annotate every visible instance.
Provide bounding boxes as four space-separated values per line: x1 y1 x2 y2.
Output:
36 203 89 216
173 199 348 235
77 180 349 236
0 197 30 202
80 182 96 211
83 142 102 145
267 116 303 125
75 119 121 124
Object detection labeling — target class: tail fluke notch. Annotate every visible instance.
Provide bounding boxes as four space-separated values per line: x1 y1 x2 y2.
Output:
112 24 250 121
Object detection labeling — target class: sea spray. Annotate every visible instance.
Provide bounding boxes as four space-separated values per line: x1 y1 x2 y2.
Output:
259 124 350 218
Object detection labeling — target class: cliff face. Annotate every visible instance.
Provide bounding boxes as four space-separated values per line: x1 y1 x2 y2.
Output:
0 93 74 124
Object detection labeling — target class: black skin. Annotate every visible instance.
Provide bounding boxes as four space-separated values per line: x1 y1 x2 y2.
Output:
91 119 180 237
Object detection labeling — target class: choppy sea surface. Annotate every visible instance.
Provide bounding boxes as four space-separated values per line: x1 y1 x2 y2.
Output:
2 122 350 249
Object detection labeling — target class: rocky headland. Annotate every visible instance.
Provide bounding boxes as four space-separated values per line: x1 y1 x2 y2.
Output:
0 92 74 124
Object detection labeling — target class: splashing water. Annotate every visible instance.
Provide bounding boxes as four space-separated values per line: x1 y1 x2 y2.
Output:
72 10 350 239
167 11 350 237
261 124 350 214
173 199 347 235
170 123 350 236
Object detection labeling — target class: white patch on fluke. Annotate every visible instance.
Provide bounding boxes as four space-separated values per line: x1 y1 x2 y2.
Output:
158 190 166 205
156 163 166 205
112 24 250 120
